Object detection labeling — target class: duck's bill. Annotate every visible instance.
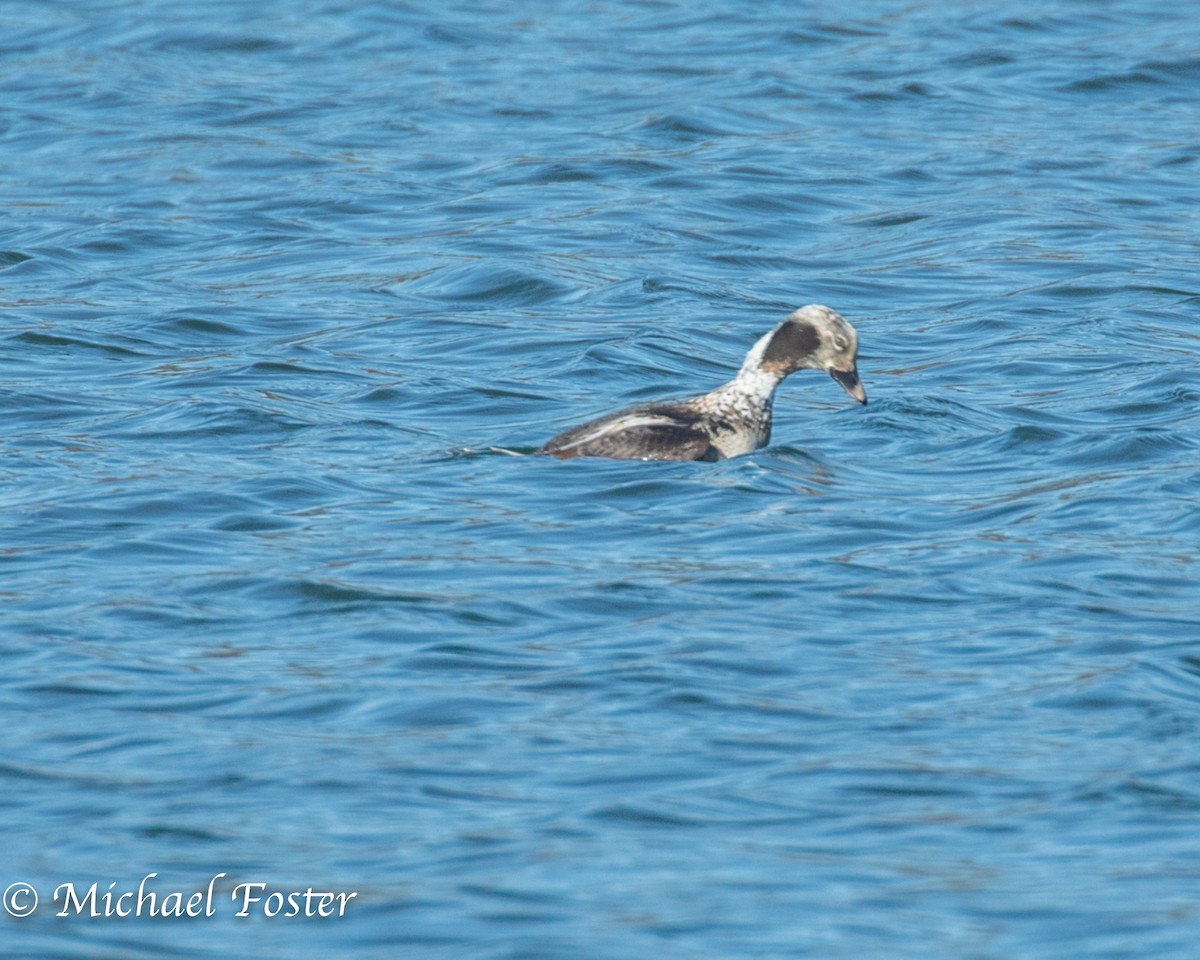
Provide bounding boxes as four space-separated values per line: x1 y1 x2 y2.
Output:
829 367 867 404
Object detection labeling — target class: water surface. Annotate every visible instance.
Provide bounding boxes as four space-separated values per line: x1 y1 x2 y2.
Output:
2 1 1199 957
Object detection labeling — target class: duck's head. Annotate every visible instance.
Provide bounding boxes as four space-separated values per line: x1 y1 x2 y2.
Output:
758 304 867 404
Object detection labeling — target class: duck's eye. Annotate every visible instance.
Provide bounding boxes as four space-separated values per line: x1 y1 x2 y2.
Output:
834 335 848 351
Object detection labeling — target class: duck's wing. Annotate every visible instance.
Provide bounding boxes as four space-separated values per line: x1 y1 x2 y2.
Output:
539 407 716 461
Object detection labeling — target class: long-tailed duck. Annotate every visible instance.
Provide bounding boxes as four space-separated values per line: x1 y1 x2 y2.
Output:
538 305 867 461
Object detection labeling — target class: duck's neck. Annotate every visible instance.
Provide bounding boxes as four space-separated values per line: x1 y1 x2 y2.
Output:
728 363 784 404
725 329 786 403
703 348 786 419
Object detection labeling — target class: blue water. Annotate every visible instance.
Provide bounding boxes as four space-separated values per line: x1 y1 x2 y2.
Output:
3 0 1199 956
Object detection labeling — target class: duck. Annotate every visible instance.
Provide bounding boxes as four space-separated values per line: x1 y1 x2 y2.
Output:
537 304 867 462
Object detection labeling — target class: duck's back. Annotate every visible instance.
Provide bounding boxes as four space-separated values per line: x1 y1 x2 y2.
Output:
538 402 720 461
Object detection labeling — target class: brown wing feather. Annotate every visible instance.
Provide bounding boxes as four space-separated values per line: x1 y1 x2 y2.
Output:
539 405 716 461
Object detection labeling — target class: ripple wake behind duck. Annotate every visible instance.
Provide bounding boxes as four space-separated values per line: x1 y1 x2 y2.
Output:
539 305 867 462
